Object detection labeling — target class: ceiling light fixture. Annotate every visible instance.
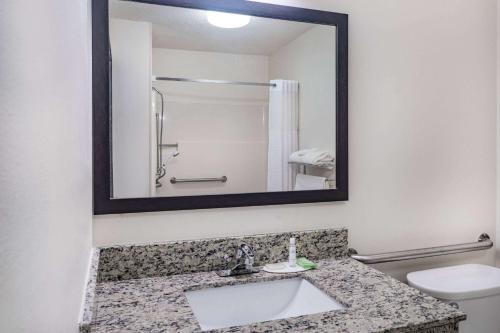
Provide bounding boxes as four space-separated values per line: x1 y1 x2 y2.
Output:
207 11 250 29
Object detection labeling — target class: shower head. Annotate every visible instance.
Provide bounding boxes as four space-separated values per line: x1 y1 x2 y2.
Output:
173 151 180 157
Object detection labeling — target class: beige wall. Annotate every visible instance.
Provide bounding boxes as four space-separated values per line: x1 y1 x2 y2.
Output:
497 0 500 268
152 48 269 196
0 0 92 332
94 0 497 280
270 25 336 154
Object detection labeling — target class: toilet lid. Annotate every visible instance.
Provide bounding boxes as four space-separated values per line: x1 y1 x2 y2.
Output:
407 264 500 300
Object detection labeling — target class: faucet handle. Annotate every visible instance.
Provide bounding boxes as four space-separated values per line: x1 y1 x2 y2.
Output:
239 243 254 256
238 243 255 269
216 242 259 277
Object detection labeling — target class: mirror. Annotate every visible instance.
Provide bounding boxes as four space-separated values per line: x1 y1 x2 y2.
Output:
110 0 337 198
93 0 347 213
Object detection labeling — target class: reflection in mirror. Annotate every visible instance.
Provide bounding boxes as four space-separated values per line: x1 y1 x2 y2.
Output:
109 0 337 199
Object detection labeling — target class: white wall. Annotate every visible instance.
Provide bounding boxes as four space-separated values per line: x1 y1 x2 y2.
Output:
269 25 336 182
110 19 152 198
152 48 269 195
497 0 500 268
0 0 92 332
270 25 336 154
94 0 497 280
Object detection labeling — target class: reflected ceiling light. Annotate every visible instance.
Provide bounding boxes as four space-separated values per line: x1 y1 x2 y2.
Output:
207 11 250 29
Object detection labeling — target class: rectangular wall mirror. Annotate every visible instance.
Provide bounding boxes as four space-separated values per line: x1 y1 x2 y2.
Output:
93 0 348 214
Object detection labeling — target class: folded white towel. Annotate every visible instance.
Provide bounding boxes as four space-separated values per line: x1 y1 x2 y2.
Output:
289 148 335 169
294 174 328 191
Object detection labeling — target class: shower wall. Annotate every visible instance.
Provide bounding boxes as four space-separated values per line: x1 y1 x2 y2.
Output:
270 25 336 153
269 25 336 181
152 48 269 196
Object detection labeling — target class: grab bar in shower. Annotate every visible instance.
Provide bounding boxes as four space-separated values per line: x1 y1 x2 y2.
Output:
349 233 493 264
170 176 228 184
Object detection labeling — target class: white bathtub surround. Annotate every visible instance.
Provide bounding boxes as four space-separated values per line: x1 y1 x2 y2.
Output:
267 80 299 191
152 48 269 196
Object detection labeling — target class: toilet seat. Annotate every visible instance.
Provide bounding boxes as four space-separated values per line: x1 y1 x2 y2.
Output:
407 264 500 301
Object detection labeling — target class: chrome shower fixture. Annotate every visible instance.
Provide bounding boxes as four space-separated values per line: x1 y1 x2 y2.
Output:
152 87 166 188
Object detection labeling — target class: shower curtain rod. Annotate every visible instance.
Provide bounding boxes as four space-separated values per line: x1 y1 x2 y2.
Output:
153 76 277 87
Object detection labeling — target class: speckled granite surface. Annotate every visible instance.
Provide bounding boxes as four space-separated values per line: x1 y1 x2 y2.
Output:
80 248 100 333
97 228 348 282
86 259 465 333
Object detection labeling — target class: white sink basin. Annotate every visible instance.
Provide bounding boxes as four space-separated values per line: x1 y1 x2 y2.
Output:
185 278 345 331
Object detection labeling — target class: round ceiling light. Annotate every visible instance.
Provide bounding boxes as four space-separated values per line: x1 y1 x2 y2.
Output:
207 11 251 29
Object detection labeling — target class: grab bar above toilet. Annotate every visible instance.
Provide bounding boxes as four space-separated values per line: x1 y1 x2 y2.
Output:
349 233 493 264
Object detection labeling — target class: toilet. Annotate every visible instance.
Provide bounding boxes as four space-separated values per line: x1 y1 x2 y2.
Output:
407 264 500 333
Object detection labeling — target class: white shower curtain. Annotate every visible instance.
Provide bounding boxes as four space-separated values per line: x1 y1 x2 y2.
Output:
267 80 299 191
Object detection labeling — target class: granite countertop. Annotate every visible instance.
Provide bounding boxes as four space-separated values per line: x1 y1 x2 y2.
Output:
88 258 465 333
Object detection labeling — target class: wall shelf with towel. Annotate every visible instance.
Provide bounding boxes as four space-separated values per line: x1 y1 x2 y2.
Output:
288 148 335 170
288 161 335 169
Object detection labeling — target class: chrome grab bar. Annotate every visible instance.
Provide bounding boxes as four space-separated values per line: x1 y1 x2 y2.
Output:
349 233 493 264
153 76 276 87
170 176 228 184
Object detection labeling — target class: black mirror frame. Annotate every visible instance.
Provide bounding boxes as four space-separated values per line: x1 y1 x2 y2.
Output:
93 0 348 214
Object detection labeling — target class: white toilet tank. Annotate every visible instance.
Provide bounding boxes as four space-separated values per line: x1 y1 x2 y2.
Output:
407 264 500 333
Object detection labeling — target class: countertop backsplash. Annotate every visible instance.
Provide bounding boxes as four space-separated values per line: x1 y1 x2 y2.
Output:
96 228 348 282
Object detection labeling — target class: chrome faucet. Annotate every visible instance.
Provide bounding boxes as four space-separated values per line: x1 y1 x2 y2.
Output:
216 242 260 277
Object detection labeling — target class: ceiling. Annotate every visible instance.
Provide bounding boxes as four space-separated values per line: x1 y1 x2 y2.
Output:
109 0 317 55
